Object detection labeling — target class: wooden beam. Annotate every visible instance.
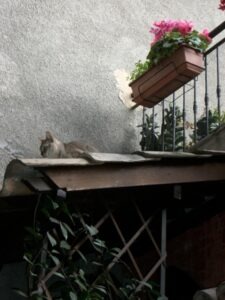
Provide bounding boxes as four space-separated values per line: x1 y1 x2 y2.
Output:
44 160 225 191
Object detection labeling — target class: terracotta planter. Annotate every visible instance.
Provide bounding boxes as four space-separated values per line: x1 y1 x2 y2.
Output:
129 46 204 108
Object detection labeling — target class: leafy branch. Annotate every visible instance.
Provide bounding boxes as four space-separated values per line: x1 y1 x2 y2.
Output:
18 193 158 300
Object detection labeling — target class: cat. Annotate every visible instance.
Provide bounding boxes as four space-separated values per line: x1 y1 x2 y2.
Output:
39 131 97 158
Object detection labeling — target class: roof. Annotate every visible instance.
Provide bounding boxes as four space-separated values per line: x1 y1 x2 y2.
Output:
1 151 225 198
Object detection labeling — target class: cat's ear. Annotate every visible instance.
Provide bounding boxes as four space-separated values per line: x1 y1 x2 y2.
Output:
46 131 54 142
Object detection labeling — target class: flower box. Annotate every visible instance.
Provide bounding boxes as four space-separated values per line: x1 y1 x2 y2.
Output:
129 45 204 108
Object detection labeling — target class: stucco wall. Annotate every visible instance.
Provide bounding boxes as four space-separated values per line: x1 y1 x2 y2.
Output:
0 0 224 183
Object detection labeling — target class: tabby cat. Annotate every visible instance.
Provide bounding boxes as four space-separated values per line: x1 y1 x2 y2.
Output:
40 131 97 158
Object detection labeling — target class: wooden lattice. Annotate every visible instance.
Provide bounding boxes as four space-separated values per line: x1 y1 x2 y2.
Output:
73 200 167 296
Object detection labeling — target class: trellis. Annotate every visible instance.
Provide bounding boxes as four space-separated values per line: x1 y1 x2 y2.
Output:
72 196 168 299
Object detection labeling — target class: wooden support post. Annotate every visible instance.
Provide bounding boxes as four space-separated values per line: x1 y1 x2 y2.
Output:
159 209 168 300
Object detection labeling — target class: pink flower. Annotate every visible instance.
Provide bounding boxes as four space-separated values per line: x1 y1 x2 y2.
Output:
199 29 212 44
177 20 193 35
149 19 193 45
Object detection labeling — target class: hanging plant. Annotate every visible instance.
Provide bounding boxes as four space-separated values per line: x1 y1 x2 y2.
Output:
129 20 212 108
130 20 212 81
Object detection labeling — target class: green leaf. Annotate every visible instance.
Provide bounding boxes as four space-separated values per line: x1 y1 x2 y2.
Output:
13 288 28 298
23 254 33 265
50 254 60 266
63 222 75 236
60 240 71 250
52 249 60 254
94 285 107 295
30 271 38 277
110 247 121 256
92 261 103 267
54 272 65 279
69 291 78 300
75 278 87 291
47 231 57 247
49 217 60 224
77 250 87 263
86 225 98 236
79 269 85 278
93 238 106 248
51 199 59 210
162 41 172 48
60 222 68 240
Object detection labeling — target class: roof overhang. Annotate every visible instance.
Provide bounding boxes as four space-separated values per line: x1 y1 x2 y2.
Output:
1 152 225 198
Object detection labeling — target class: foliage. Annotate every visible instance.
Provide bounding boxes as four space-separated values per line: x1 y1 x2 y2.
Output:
139 105 184 151
139 113 161 151
140 107 225 152
129 60 151 83
18 193 158 300
191 109 225 142
161 105 184 151
130 20 212 81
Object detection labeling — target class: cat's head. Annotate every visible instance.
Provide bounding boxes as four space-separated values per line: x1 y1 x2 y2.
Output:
39 131 55 157
40 131 65 158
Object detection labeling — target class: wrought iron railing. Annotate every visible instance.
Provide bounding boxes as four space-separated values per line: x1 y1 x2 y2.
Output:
141 21 225 152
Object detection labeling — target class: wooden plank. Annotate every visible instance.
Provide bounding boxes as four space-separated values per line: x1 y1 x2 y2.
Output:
21 153 159 166
21 158 95 166
2 156 225 197
44 160 225 191
134 151 211 158
0 159 61 197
